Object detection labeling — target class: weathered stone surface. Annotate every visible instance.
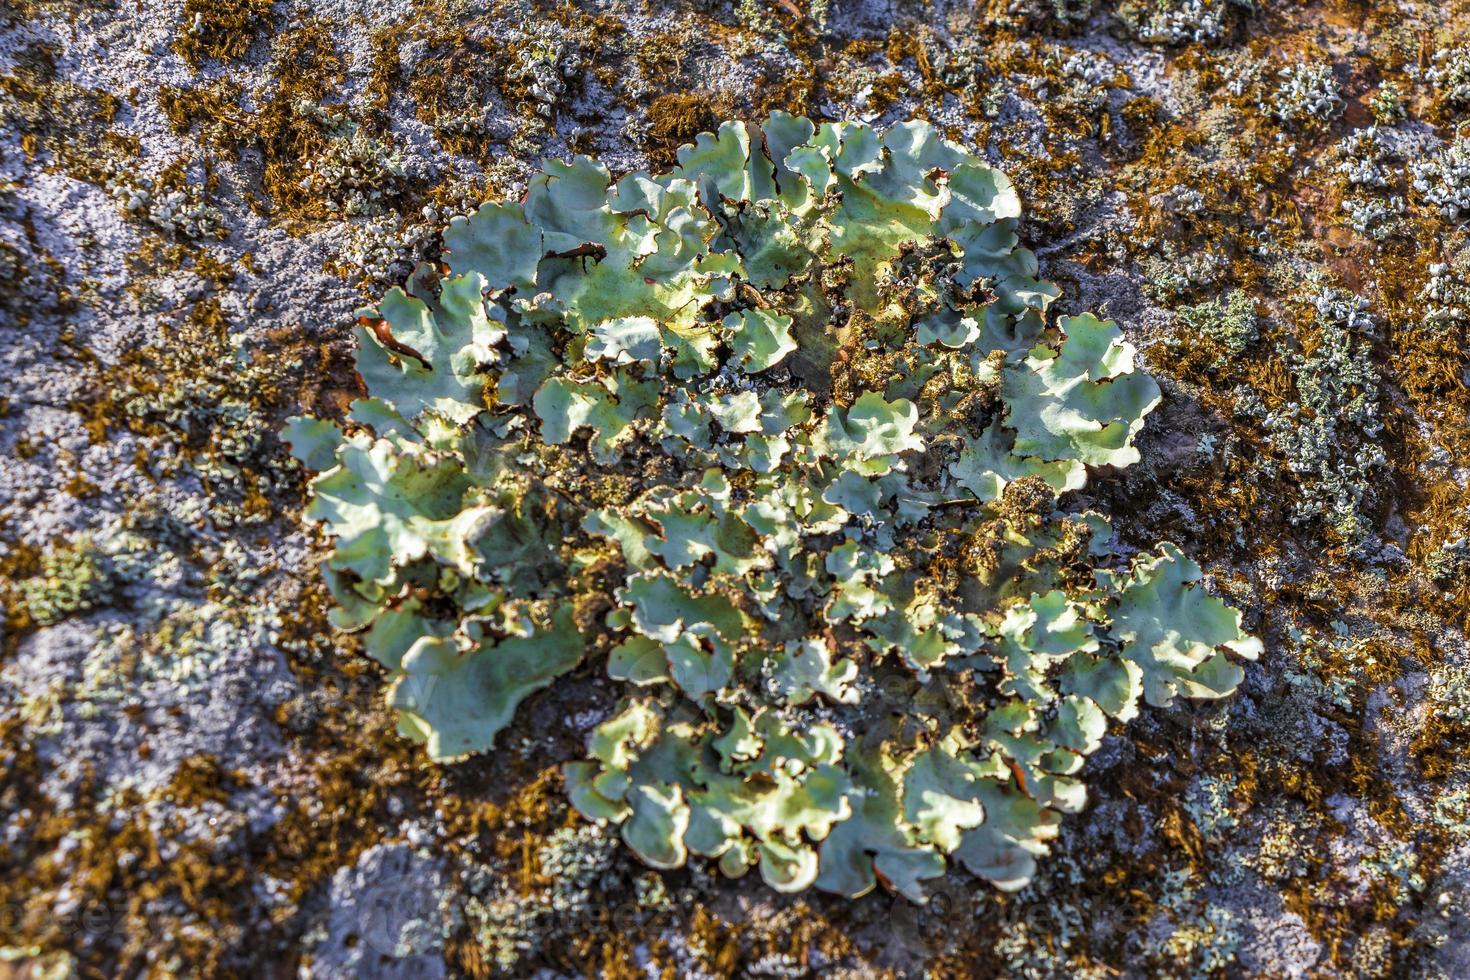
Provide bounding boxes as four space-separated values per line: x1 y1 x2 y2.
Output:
2 0 1468 975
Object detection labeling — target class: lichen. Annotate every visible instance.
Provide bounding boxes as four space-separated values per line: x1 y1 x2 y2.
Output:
457 822 628 971
1425 45 1470 109
1256 279 1385 549
296 122 423 219
15 537 114 629
289 115 1258 901
1411 134 1470 222
1174 289 1257 363
1115 0 1243 46
1268 63 1343 128
102 157 226 240
80 298 301 527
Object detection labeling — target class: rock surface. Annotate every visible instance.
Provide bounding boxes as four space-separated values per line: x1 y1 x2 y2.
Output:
2 0 1468 975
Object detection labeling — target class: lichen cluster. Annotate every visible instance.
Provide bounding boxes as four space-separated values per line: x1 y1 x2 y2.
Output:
7 0 1469 966
289 115 1258 900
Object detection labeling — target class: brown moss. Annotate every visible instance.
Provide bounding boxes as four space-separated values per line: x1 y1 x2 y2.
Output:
404 26 505 158
62 472 99 499
631 28 697 92
155 19 412 227
0 38 129 185
227 583 422 953
1120 95 1163 138
365 26 402 119
172 0 275 67
643 93 722 170
157 80 251 156
0 748 257 975
399 0 629 158
254 23 352 220
0 539 43 653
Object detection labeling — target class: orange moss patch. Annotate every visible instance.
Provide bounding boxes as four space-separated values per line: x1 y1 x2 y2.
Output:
644 93 724 169
172 0 275 67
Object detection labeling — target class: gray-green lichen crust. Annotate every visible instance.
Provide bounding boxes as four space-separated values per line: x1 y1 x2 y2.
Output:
286 115 1260 901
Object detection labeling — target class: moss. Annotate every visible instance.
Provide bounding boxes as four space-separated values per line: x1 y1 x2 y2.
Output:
364 26 402 119
67 294 320 528
172 0 275 67
0 38 128 185
0 539 43 654
399 4 625 160
0 752 255 975
629 28 698 94
642 93 722 169
105 157 227 240
157 80 250 157
156 20 420 227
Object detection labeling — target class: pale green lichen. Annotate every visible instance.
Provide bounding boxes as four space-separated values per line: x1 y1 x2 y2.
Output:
1175 289 1257 361
1370 82 1406 124
287 115 1259 900
1260 280 1384 547
1425 45 1470 107
17 537 114 627
1335 127 1408 243
458 823 625 971
1115 0 1241 46
1142 867 1243 975
1427 535 1470 584
1411 135 1470 221
289 109 426 219
1269 63 1343 127
105 164 225 239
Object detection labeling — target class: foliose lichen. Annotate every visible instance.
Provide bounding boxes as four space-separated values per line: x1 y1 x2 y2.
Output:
1115 0 1244 47
15 537 114 629
286 115 1259 901
1268 62 1343 128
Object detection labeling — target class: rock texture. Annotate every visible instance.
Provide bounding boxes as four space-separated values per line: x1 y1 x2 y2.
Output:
1 0 1468 976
